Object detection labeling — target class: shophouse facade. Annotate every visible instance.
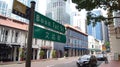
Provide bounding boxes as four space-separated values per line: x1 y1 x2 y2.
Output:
64 24 88 57
0 15 54 62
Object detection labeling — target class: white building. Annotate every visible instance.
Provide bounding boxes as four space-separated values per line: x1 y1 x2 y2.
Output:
88 35 102 55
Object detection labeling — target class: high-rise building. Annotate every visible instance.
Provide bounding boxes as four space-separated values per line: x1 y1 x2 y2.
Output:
0 0 10 17
87 9 109 42
46 0 70 24
70 11 87 33
87 9 109 54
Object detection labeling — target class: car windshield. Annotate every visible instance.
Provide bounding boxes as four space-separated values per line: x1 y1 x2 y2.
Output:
80 55 90 60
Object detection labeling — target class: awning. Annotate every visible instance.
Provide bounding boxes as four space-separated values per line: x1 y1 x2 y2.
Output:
90 49 101 52
72 47 88 50
64 46 71 49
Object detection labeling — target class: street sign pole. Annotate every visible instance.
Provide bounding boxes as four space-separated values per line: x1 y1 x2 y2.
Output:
25 1 35 67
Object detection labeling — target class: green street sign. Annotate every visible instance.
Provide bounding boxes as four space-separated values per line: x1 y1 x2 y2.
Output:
34 26 66 43
34 11 65 34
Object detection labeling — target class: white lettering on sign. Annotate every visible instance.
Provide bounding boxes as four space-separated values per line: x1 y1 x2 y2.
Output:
45 32 49 39
36 14 40 22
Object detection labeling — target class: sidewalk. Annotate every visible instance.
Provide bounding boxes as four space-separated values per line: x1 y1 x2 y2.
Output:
99 52 120 67
99 60 120 67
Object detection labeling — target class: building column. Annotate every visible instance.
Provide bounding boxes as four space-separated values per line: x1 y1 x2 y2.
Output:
47 50 49 59
13 47 17 61
37 49 40 60
50 49 53 59
33 49 35 60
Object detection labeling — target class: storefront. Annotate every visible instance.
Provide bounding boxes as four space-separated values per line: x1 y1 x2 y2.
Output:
40 46 51 59
0 44 11 61
0 44 20 62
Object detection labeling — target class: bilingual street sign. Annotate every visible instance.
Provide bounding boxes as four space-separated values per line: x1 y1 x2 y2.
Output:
12 0 30 19
34 26 66 43
34 11 65 34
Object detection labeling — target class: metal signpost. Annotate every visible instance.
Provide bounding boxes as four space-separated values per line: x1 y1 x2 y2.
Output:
12 0 35 67
25 1 35 67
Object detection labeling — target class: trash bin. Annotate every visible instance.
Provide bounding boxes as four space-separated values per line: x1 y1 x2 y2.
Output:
114 53 119 61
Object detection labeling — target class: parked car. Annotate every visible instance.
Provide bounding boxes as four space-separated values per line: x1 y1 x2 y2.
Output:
96 54 105 61
76 55 97 67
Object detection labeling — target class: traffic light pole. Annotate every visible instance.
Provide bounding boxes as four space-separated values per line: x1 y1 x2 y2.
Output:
25 1 35 67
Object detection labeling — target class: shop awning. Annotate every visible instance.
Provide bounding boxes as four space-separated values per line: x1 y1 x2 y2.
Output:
64 46 71 49
90 49 101 52
72 47 88 50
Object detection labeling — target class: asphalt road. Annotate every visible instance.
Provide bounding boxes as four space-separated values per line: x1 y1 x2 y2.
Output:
0 57 103 67
50 61 103 67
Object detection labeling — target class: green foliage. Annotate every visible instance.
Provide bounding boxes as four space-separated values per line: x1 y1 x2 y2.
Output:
65 0 120 26
20 51 25 59
69 0 120 11
105 41 110 47
39 50 45 57
52 50 56 58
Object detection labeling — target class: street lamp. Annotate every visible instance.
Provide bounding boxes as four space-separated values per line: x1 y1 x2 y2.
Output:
115 27 120 39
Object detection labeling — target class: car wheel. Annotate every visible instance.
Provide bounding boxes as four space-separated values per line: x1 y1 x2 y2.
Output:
76 63 81 67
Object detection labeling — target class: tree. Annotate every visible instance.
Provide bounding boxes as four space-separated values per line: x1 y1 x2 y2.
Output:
65 0 120 26
105 41 110 52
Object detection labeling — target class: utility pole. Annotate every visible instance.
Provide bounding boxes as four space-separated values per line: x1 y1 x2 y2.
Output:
25 1 35 67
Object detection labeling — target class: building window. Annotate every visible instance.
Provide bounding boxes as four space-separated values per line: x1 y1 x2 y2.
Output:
92 45 94 48
5 30 8 42
35 39 37 45
0 28 9 42
15 32 19 43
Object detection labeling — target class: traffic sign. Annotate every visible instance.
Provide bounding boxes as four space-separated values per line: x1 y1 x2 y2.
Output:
34 11 65 34
12 0 30 19
34 26 66 43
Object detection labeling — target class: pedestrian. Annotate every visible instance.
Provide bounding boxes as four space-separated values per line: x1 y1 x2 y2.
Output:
89 55 97 67
103 53 108 64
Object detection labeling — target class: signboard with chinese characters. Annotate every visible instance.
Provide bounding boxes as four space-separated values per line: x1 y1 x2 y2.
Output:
12 0 30 19
34 11 65 34
34 26 66 43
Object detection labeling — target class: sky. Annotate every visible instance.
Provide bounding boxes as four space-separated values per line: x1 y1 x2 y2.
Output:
38 0 47 15
4 0 106 18
38 0 77 15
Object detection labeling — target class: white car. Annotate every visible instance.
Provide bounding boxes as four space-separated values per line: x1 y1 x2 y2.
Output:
76 55 91 67
96 54 105 61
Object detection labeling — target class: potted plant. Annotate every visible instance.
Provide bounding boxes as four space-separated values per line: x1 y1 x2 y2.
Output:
39 50 45 59
20 51 25 61
52 50 56 58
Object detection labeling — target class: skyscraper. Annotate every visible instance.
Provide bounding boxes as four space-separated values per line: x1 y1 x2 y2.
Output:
46 0 70 24
70 11 87 33
87 9 109 42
